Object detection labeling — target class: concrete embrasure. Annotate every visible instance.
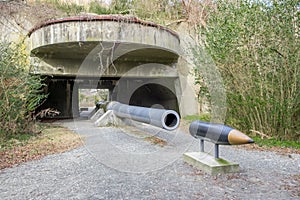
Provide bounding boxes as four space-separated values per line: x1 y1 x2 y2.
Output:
183 152 239 175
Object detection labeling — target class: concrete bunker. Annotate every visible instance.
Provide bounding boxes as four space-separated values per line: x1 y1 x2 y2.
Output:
28 15 193 118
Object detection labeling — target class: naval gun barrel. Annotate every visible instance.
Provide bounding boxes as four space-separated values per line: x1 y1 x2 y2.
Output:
107 101 180 131
189 120 254 145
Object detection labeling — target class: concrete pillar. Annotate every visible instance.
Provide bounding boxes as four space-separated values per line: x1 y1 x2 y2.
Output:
72 81 79 118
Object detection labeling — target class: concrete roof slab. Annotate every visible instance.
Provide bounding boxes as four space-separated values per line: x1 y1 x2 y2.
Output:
29 15 181 60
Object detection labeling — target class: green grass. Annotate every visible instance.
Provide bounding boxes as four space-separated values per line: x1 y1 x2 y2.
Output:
0 123 59 151
183 114 211 122
0 133 33 151
252 136 300 149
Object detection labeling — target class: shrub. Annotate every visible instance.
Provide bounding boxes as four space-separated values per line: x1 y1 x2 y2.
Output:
196 0 300 141
0 41 46 139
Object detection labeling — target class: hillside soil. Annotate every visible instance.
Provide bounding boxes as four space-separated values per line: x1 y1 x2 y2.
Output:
0 123 83 170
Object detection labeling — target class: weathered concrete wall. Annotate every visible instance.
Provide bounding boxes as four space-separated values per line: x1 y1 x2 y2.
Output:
175 22 205 116
176 56 199 117
31 53 178 77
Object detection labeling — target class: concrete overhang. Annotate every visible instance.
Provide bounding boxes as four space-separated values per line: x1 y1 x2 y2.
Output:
28 15 181 61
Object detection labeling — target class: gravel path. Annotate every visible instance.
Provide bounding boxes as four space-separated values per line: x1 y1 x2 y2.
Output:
0 119 299 199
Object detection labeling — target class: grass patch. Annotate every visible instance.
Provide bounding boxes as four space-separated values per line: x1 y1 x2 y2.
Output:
183 114 211 122
251 136 300 149
0 123 83 170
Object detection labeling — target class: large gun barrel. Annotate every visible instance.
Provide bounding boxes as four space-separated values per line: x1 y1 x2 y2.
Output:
189 120 254 145
107 102 180 131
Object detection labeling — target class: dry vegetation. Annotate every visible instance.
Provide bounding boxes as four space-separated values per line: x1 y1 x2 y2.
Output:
0 124 83 170
236 143 300 156
0 1 65 33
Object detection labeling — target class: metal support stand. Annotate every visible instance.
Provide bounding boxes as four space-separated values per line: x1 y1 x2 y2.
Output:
214 144 219 159
200 139 204 152
199 138 219 159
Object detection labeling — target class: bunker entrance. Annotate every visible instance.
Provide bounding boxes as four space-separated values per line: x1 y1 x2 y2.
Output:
37 76 180 119
79 89 109 110
129 83 179 114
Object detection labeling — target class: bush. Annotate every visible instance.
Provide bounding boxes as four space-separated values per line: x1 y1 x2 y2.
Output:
0 41 46 139
196 0 300 140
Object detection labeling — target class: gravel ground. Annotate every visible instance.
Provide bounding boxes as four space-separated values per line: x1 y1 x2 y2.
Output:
0 119 299 199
